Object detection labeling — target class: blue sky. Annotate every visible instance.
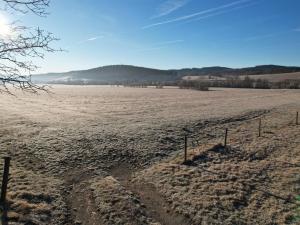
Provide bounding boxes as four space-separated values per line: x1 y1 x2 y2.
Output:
5 0 300 73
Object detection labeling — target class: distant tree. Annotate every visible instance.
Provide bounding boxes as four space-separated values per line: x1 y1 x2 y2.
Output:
255 78 270 89
242 76 254 88
178 80 209 91
0 0 59 94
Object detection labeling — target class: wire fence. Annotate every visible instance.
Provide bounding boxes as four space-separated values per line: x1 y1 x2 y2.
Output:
182 110 299 164
178 110 300 208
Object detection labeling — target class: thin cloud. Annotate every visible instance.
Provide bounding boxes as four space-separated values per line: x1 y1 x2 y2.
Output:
143 0 251 29
152 0 189 19
185 2 257 24
294 28 300 32
87 36 104 41
78 35 104 44
137 39 184 52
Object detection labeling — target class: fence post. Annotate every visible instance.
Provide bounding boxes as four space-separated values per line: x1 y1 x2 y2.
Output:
1 157 11 204
297 112 299 125
184 135 187 163
224 128 228 147
258 118 262 137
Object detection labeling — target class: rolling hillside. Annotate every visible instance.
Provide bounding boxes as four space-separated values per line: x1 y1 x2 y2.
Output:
32 65 179 84
32 65 300 84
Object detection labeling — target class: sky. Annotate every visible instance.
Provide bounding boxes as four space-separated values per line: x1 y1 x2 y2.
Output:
1 0 300 73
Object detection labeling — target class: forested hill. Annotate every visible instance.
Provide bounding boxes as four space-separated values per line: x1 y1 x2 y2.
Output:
32 65 300 84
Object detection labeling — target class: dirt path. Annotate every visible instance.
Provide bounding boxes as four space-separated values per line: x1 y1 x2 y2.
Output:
68 182 103 225
64 168 105 225
110 163 191 225
60 163 191 225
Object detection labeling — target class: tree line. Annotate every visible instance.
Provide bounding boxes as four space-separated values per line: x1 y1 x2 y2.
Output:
208 76 300 89
48 76 300 91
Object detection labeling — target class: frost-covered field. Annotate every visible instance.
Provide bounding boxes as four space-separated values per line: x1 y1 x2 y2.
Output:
0 86 299 224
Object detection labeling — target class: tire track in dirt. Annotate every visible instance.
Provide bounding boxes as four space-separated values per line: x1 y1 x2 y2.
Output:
64 168 105 225
110 163 191 225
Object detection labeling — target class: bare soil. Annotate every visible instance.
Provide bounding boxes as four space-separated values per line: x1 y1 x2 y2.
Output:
0 86 299 224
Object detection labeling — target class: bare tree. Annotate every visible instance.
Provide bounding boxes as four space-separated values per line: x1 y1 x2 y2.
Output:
0 0 58 94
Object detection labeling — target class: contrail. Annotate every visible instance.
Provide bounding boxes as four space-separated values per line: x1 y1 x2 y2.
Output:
142 0 251 29
152 0 189 19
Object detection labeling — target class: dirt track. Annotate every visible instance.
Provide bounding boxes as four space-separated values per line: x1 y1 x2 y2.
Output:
0 86 299 224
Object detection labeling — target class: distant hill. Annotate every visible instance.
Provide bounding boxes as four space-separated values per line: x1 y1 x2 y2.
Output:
32 65 179 84
32 64 300 84
176 65 300 76
217 65 300 76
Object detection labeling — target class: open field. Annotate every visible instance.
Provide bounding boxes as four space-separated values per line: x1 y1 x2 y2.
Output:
0 86 299 224
242 72 300 82
245 72 300 82
183 72 300 83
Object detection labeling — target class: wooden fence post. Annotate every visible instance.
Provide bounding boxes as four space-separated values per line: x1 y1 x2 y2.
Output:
184 135 187 163
224 128 228 147
258 118 262 137
1 157 11 204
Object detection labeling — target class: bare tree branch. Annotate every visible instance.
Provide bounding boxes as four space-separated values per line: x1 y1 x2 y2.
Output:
0 0 59 94
1 0 50 16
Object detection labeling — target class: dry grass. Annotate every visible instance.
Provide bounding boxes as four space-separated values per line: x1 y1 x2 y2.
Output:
0 86 298 224
133 107 300 224
0 166 67 224
90 176 157 225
